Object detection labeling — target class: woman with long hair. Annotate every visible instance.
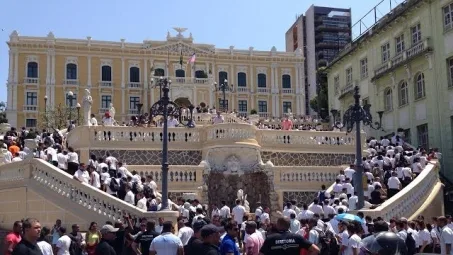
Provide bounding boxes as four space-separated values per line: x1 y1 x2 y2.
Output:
85 222 101 255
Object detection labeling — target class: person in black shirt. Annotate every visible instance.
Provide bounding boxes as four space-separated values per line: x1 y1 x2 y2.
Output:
259 217 319 255
67 224 84 255
200 224 223 255
12 218 43 255
95 225 119 255
133 221 160 255
185 220 207 255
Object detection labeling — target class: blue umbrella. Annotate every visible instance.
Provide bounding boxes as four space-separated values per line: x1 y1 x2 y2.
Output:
335 213 363 223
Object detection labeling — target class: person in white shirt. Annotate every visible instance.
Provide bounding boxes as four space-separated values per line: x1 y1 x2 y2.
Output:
345 224 361 255
232 199 246 228
438 216 453 255
89 166 101 189
212 112 224 124
149 221 183 255
167 116 179 127
104 175 119 197
289 213 301 233
12 153 23 162
282 202 296 218
37 238 54 255
342 178 354 196
73 164 90 184
308 199 324 215
124 184 135 205
387 171 402 198
135 192 147 211
220 200 231 219
177 220 194 245
89 114 98 126
57 150 69 171
105 153 118 172
2 149 12 163
55 227 71 255
343 165 356 180
117 162 132 178
298 204 315 220
348 192 359 211
211 204 221 218
97 158 109 175
260 207 270 224
46 146 58 167
66 147 79 175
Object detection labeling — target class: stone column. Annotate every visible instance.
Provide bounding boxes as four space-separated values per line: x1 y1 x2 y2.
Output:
87 56 92 87
46 52 51 108
13 50 18 111
7 50 14 110
50 50 56 107
249 65 254 111
193 88 197 106
144 59 148 110
121 58 125 116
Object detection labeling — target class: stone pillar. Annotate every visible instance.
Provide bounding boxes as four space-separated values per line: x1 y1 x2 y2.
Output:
121 58 125 116
46 52 51 107
7 50 14 110
87 56 92 87
50 50 56 108
193 88 197 106
249 65 254 111
13 50 18 111
144 59 148 110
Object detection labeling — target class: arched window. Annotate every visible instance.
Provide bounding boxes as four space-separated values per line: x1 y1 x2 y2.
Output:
27 62 38 78
129 67 140 83
384 87 393 111
218 71 228 84
101 65 112 81
415 73 426 99
257 73 266 87
154 68 165 77
175 69 185 78
237 72 247 87
282 74 291 89
399 81 409 106
66 63 77 80
195 70 207 79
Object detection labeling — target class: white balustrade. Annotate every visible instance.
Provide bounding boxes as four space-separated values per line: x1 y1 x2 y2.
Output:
259 130 355 146
99 81 113 87
206 124 256 141
64 79 79 85
23 105 38 111
281 89 293 94
91 126 201 143
257 88 270 93
128 82 142 89
23 77 39 84
237 87 249 93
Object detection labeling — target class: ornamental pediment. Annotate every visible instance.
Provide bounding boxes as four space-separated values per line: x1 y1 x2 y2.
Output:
147 41 215 55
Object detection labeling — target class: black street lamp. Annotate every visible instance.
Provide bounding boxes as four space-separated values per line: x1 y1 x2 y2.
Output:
137 103 143 115
149 77 195 210
76 103 81 125
67 91 74 128
333 86 384 210
44 95 48 128
214 79 233 112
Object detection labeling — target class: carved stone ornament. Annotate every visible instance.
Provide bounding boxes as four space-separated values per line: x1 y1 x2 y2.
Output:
147 41 215 55
205 146 264 175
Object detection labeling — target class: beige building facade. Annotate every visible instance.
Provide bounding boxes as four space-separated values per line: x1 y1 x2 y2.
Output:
5 29 306 128
326 0 453 178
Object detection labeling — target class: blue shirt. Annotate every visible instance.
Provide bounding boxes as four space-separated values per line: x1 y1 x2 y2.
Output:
220 234 240 255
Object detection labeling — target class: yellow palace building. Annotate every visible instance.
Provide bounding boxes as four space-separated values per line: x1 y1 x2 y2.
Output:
5 28 305 128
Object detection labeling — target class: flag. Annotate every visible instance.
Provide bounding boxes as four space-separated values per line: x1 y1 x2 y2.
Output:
179 49 183 66
187 53 196 64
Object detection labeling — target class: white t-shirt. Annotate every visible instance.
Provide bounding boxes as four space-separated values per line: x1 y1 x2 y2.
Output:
440 226 453 255
91 171 101 188
37 240 53 255
232 205 246 224
348 196 358 210
167 118 179 127
344 234 361 255
104 177 118 195
105 156 117 170
74 170 90 184
387 177 401 190
46 147 58 161
56 235 72 255
124 190 135 205
220 205 230 218
282 208 296 218
102 117 114 126
137 197 147 210
57 153 68 169
67 152 79 164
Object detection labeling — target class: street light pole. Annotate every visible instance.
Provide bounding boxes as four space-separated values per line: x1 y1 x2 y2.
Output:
332 86 384 210
149 78 195 210
76 103 81 125
214 79 233 112
44 95 48 128
67 91 74 128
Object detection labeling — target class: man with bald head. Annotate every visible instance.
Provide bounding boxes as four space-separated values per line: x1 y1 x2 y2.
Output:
259 217 320 255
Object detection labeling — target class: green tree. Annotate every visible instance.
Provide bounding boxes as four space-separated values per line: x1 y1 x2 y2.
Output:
309 68 329 118
0 101 7 123
39 104 84 130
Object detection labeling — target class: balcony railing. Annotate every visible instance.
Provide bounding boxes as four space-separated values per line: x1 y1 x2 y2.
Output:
339 83 354 98
372 37 431 80
237 87 249 93
128 82 142 89
64 79 79 85
281 88 293 94
259 112 270 118
151 76 213 85
257 88 270 93
99 81 113 87
23 77 39 84
23 105 38 111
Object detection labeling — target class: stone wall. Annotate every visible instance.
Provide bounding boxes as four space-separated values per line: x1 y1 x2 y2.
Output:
90 150 203 165
261 152 355 166
283 191 318 206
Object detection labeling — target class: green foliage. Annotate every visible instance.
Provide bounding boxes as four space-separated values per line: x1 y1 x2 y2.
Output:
0 101 7 123
309 69 329 114
250 109 258 115
39 104 84 130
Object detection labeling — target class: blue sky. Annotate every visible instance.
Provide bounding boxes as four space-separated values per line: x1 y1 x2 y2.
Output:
0 0 401 103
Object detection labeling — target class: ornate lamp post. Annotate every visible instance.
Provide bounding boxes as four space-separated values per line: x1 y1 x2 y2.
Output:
137 103 143 115
333 86 384 210
44 95 48 128
67 91 74 127
76 103 81 125
149 77 195 210
214 79 234 112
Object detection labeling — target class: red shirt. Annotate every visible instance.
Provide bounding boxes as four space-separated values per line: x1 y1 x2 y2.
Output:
4 232 21 255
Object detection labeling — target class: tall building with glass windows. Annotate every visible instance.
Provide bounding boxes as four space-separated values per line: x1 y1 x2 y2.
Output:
5 29 305 128
286 5 352 114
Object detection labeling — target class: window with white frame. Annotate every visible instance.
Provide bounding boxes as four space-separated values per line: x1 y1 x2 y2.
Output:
238 100 247 113
399 81 409 106
384 87 393 111
237 72 247 87
101 95 112 109
411 23 422 45
381 43 390 63
448 58 453 87
395 34 405 55
101 65 112 81
129 67 140 83
282 101 292 114
417 123 429 150
26 92 37 105
258 100 267 113
66 63 77 80
27 62 38 78
415 73 426 99
129 96 140 110
65 93 77 107
345 67 353 85
334 75 340 95
360 58 368 79
444 3 453 31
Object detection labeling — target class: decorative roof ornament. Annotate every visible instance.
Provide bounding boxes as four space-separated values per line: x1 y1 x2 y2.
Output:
47 32 55 39
10 30 19 42
173 27 188 38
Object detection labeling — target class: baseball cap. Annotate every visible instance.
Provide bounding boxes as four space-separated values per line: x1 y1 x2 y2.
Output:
192 220 207 232
200 224 223 238
100 224 119 234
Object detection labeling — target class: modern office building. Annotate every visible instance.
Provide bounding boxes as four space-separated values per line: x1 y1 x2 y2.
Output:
326 0 453 178
286 5 352 114
5 29 306 128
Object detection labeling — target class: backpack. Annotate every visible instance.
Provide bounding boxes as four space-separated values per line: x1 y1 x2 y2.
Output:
316 229 339 255
109 178 120 192
318 190 326 202
405 232 417 255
